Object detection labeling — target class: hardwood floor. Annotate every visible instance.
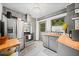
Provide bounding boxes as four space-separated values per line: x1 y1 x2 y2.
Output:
20 41 57 56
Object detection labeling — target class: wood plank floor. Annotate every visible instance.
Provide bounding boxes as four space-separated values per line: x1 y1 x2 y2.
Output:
20 41 57 56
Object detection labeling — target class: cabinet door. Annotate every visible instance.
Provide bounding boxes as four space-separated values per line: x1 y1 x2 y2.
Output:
48 36 58 52
42 35 48 48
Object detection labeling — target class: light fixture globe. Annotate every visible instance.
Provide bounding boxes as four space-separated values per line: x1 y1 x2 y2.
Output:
30 7 41 18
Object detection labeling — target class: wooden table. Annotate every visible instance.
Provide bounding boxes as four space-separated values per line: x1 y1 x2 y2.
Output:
0 39 20 52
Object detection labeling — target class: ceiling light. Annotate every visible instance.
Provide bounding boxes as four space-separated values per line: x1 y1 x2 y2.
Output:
30 5 41 18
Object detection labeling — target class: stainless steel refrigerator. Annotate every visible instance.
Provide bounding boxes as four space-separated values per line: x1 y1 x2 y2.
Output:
17 19 25 51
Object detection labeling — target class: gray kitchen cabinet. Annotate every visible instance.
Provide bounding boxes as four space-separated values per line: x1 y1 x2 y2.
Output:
58 43 79 56
42 35 49 48
48 36 59 52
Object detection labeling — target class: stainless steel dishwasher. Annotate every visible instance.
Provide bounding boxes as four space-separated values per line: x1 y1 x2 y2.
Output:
48 36 59 52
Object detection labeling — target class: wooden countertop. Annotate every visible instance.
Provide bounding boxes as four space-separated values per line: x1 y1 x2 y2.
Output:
0 39 20 51
58 34 79 50
46 33 61 37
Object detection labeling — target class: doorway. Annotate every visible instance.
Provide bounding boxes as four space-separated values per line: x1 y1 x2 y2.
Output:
39 21 46 41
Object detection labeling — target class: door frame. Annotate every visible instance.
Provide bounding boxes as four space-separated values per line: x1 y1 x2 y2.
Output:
36 20 46 41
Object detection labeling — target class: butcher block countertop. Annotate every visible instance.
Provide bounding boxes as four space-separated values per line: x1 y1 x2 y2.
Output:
58 34 79 51
46 33 61 37
0 39 20 51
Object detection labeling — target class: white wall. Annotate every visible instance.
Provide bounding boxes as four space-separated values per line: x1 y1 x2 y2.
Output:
0 3 2 20
27 14 31 23
36 21 39 40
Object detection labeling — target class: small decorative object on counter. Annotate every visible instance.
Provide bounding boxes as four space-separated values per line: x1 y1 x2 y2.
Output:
63 23 68 33
69 30 72 38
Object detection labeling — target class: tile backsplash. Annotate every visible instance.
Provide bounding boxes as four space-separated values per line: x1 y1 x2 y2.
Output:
52 26 65 33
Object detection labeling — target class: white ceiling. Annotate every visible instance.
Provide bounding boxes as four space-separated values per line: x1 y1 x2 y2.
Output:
2 3 69 18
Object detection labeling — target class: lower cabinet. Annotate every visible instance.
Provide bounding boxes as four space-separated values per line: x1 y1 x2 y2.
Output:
42 35 59 52
42 35 49 48
48 36 59 52
58 43 79 56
